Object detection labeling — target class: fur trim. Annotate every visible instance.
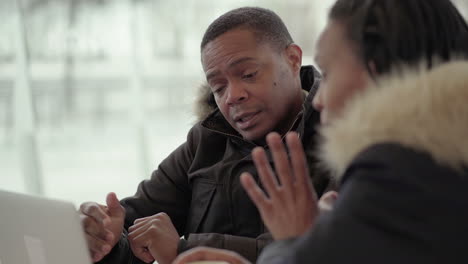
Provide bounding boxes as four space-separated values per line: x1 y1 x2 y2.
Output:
194 82 217 122
319 61 468 180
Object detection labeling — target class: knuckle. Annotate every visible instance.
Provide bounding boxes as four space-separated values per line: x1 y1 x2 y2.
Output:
84 225 95 235
79 203 87 211
87 236 102 250
85 202 99 213
87 205 98 215
86 225 101 236
82 216 92 226
158 212 172 223
157 212 169 218
129 244 138 254
148 225 159 233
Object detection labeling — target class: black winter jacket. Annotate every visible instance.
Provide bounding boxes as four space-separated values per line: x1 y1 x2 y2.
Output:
99 66 331 263
259 62 468 264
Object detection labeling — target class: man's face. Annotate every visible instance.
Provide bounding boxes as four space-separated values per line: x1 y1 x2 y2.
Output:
201 29 302 142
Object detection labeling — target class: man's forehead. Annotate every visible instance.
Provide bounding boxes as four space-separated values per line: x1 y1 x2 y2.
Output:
204 29 257 49
201 29 269 60
205 56 258 80
202 37 265 74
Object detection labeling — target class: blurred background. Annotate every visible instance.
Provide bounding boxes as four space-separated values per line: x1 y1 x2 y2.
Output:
1 0 467 206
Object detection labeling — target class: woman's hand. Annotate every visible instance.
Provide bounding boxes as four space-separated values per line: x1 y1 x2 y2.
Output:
240 132 319 240
173 247 250 264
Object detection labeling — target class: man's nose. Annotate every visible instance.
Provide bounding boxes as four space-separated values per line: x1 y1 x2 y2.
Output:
226 82 248 105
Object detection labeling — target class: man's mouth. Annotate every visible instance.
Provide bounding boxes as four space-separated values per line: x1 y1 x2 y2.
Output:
234 111 261 130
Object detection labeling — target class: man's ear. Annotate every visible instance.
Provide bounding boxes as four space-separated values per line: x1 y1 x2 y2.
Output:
284 44 303 74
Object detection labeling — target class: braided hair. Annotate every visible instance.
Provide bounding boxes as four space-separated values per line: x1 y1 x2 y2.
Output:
329 0 468 76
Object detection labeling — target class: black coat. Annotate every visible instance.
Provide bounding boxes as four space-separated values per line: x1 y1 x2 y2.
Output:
99 66 330 263
259 62 468 263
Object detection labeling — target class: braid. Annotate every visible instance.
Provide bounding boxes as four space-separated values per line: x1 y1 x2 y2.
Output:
330 0 468 77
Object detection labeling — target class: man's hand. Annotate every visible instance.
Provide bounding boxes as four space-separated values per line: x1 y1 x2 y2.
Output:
79 192 125 262
173 247 250 264
240 132 319 240
128 212 180 264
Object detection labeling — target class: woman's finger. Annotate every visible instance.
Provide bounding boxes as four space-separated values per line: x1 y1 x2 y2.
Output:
251 147 280 199
173 247 250 264
286 132 317 203
267 132 294 203
240 172 271 215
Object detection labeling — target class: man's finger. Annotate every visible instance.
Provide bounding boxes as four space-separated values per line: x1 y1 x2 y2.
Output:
128 219 147 233
133 212 169 225
129 213 167 233
128 229 155 263
85 233 112 259
106 192 125 218
80 203 111 227
132 246 154 264
133 216 150 225
133 247 154 264
81 214 113 242
128 218 158 235
240 173 271 213
90 250 103 263
128 220 153 243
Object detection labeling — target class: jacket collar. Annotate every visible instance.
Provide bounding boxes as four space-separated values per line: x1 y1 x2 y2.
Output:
319 61 468 180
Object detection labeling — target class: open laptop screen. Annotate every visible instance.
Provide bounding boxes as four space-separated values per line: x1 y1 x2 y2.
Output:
0 190 91 264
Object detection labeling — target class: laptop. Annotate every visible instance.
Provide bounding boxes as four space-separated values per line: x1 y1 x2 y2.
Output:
0 190 92 264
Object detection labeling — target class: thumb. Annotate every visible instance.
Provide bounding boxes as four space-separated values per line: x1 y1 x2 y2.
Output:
106 192 125 217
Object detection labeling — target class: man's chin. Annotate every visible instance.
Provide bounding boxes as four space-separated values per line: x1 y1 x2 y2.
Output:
239 129 268 144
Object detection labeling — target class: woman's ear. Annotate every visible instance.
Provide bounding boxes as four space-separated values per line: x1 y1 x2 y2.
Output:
367 60 378 77
363 60 378 88
285 44 303 74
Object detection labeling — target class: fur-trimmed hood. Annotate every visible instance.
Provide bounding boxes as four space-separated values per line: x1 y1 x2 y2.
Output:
194 82 218 122
319 61 468 181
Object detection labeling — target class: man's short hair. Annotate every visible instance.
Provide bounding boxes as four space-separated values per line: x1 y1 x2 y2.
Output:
201 7 294 52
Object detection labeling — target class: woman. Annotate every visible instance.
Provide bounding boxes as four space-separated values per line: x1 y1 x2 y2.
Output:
175 0 468 263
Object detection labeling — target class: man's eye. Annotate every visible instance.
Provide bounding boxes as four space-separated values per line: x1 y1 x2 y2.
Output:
242 71 258 79
213 86 226 94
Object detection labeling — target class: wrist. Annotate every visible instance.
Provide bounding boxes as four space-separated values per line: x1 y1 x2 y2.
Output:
177 238 188 254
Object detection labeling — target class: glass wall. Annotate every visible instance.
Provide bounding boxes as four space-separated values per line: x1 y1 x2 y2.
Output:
1 0 467 205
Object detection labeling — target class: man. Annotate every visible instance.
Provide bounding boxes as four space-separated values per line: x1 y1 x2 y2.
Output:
79 7 329 264
173 1 468 264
